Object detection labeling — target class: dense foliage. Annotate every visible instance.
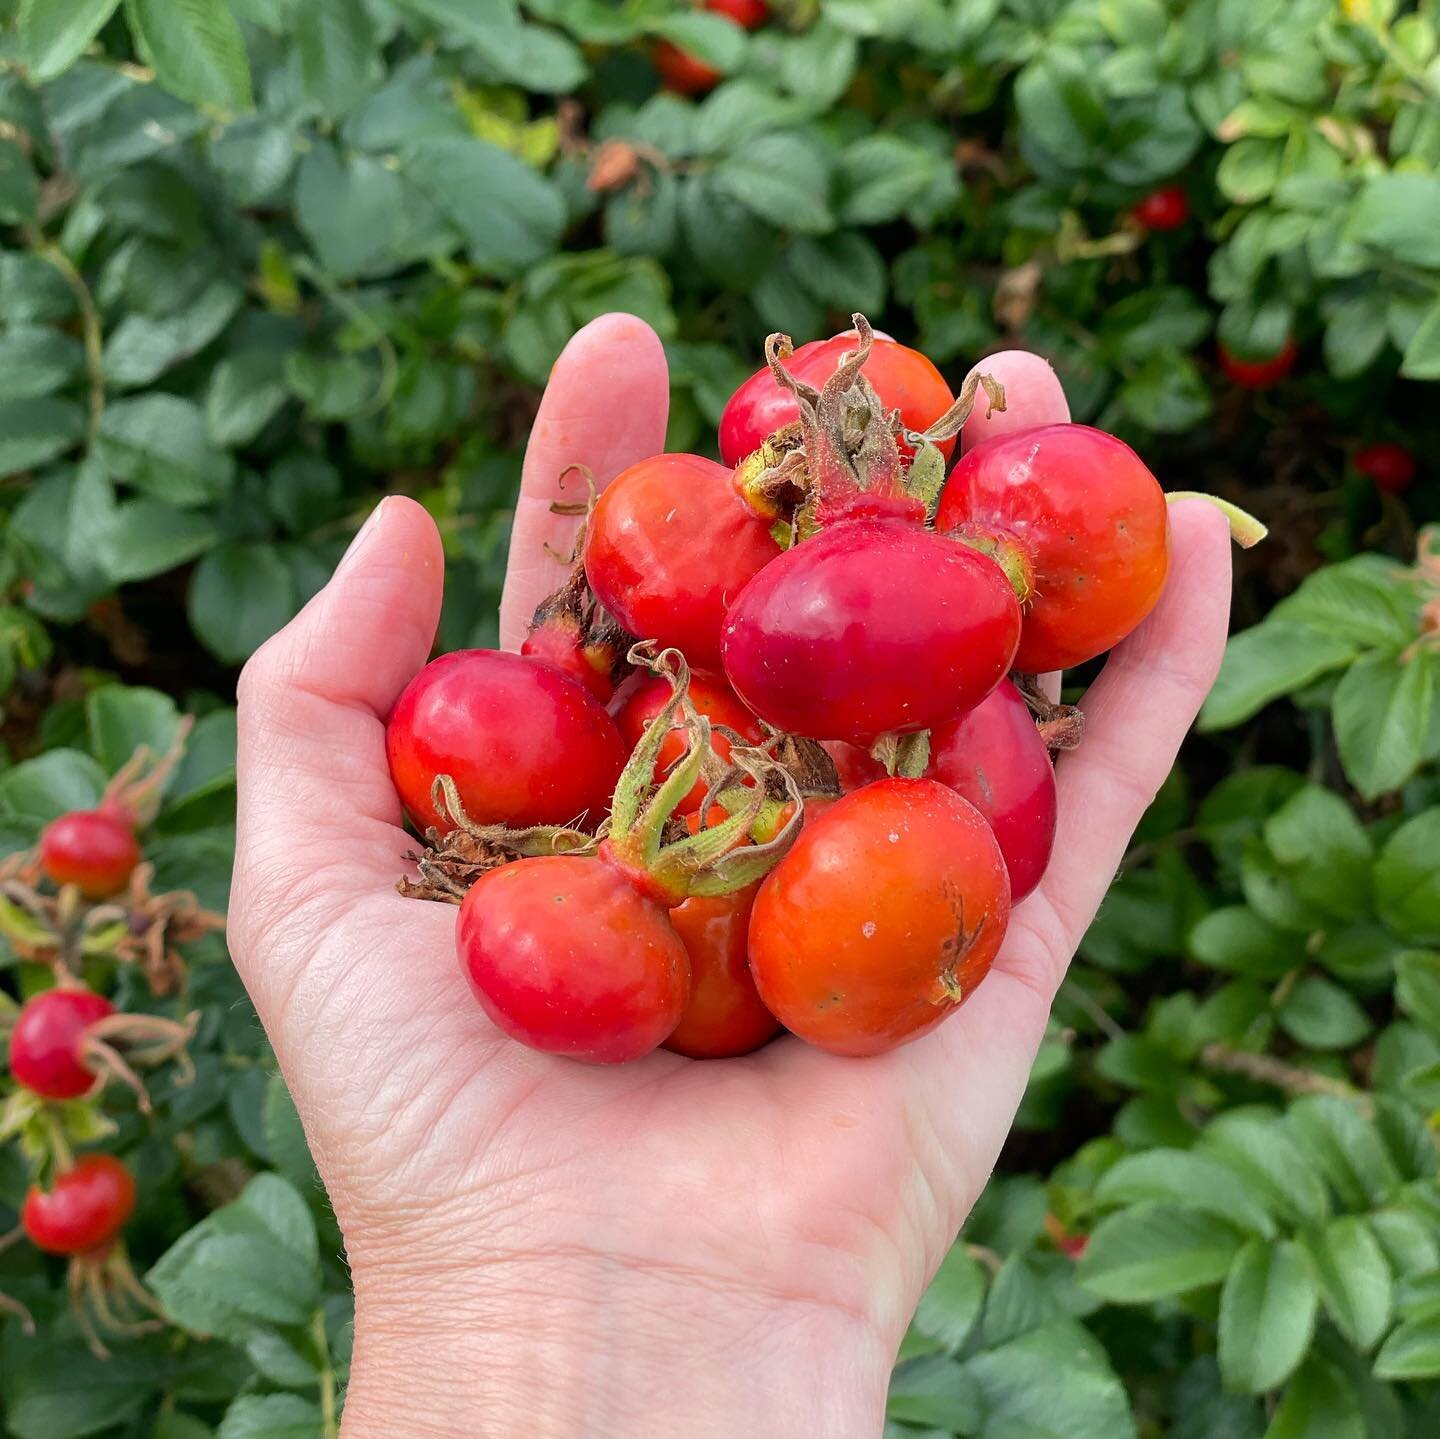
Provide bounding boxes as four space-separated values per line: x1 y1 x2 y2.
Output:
0 0 1437 1434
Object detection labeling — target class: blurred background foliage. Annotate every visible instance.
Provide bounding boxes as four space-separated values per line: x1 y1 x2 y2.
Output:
0 0 1438 1435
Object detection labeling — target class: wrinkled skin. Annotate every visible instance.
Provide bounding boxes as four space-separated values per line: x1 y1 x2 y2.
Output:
231 314 1234 1437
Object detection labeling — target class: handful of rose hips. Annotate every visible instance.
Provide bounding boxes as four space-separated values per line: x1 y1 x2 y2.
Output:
387 316 1262 1065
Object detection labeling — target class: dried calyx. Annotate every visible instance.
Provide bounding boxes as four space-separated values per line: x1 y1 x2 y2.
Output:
735 314 1006 538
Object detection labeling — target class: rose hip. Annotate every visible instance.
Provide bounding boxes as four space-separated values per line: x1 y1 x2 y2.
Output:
386 650 626 833
9 988 114 1100
23 1155 137 1256
39 809 140 899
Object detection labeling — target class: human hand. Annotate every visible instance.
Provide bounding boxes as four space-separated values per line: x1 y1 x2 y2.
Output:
230 315 1233 1438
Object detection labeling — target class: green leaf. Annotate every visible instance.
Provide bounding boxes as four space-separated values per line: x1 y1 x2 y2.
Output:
127 0 253 112
262 1071 321 1190
1263 1357 1364 1439
1200 623 1357 731
1276 975 1372 1050
405 137 566 272
1095 1149 1277 1237
206 352 290 446
0 748 107 824
0 138 38 225
19 0 122 80
294 0 377 121
0 325 85 400
102 278 242 387
1218 1239 1318 1395
1078 1204 1245 1303
788 232 887 316
97 394 235 503
1117 352 1212 433
1217 137 1283 203
964 1321 1138 1439
97 497 220 583
1188 906 1304 979
6 1341 173 1439
1097 287 1212 362
1401 300 1440 380
1395 950 1440 1037
913 1243 986 1353
1332 651 1438 800
1270 554 1417 650
1301 1216 1392 1351
715 131 834 234
217 1393 325 1439
1199 1115 1331 1227
650 11 747 69
1375 809 1440 945
86 684 180 774
1263 786 1372 921
838 134 943 225
1373 1311 1440 1379
1346 173 1440 269
0 395 84 474
886 1354 980 1430
1286 1095 1402 1210
294 141 410 280
284 351 376 420
188 541 299 664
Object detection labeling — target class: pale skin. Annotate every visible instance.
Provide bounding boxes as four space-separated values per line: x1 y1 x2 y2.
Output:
230 314 1234 1438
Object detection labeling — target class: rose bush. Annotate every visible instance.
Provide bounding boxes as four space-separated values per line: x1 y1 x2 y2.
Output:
0 1 1436 1434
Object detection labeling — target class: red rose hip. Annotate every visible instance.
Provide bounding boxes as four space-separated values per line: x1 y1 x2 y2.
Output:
23 1155 137 1256
39 809 140 899
386 650 626 833
9 988 114 1100
938 424 1170 673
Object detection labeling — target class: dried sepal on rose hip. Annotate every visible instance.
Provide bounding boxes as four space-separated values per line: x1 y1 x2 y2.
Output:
722 320 1022 746
5 983 198 1114
19 1149 166 1359
454 650 802 1064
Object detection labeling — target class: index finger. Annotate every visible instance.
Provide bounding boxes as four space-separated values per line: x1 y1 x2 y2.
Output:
497 313 670 650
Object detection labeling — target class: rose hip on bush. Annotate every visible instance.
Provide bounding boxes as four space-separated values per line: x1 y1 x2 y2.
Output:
1218 338 1297 389
39 810 141 900
653 0 768 95
1354 441 1417 495
386 649 627 834
22 1154 136 1256
1132 185 1189 231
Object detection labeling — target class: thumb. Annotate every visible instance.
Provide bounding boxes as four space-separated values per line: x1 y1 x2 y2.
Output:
230 497 444 1009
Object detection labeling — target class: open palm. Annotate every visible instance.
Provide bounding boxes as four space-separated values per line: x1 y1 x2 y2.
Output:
230 314 1233 1437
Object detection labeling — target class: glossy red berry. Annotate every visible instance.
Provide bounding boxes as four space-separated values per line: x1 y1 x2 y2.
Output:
720 334 957 468
826 681 1057 902
724 498 1021 744
928 681 1056 902
1218 338 1297 389
616 672 765 816
9 988 114 1100
386 650 626 834
1354 442 1417 496
38 809 140 900
938 424 1170 673
22 1155 136 1256
457 855 689 1064
664 884 779 1059
1132 185 1189 231
749 779 1010 1057
585 454 781 673
710 0 768 25
653 39 720 95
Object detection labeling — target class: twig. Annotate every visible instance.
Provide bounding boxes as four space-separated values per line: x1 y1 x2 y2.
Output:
1200 1043 1367 1108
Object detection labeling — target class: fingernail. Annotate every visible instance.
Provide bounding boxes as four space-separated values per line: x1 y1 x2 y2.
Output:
338 498 389 574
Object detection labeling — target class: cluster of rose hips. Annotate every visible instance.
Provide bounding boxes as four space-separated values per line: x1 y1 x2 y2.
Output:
0 728 211 1355
388 314 1263 1066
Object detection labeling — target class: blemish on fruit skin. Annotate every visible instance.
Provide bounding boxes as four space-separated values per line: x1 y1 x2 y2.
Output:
862 921 877 938
887 832 899 843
